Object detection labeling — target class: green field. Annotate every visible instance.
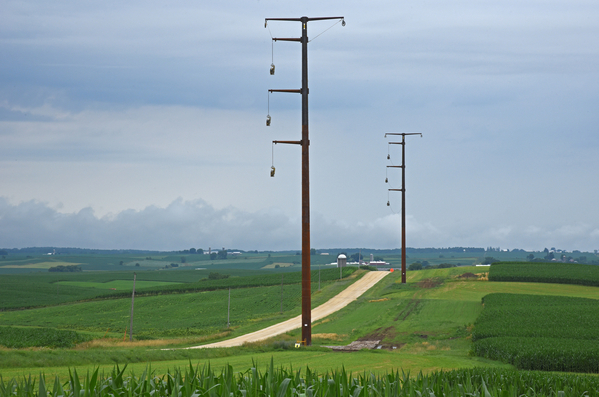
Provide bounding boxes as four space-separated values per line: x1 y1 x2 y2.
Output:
473 293 599 372
489 261 599 286
0 267 355 310
3 265 598 377
4 364 599 397
3 255 599 392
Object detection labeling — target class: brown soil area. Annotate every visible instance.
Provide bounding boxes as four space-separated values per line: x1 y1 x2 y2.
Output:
417 278 443 288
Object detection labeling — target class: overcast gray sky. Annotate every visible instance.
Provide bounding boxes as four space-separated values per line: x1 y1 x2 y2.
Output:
1 0 598 252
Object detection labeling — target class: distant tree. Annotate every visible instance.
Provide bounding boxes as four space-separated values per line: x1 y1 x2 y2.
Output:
190 248 196 254
181 257 186 263
217 250 227 260
482 257 498 264
439 255 444 258
197 248 204 255
526 254 535 262
171 263 179 267
0 250 7 256
544 252 555 260
421 261 430 267
208 272 229 280
350 253 363 262
438 263 455 268
275 264 280 268
373 256 384 261
48 265 81 272
408 262 422 271
579 256 588 263
135 263 140 267
210 253 217 260
310 248 317 255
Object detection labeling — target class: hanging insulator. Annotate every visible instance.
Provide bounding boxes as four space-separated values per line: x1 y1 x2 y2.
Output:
385 178 388 183
270 166 276 177
342 19 346 27
387 154 390 160
387 201 390 207
266 114 271 126
270 63 275 75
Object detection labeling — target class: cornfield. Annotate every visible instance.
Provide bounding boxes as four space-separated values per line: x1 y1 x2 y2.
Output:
1 362 598 397
473 293 599 372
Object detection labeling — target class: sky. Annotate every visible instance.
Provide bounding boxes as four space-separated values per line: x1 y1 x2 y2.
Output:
1 0 598 252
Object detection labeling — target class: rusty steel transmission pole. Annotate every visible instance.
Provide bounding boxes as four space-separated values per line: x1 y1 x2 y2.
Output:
386 133 422 284
266 16 344 346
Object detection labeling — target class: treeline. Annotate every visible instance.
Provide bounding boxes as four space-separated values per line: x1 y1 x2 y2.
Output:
48 265 82 272
2 247 162 255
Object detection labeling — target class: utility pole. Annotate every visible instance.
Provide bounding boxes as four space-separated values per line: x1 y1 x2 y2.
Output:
266 15 344 346
129 272 136 341
386 133 422 284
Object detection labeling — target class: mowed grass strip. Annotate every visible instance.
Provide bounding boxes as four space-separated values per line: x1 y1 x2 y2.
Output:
473 293 599 372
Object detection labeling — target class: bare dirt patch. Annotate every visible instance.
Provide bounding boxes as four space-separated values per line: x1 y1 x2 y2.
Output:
312 333 346 341
457 272 477 279
417 278 443 289
329 326 404 351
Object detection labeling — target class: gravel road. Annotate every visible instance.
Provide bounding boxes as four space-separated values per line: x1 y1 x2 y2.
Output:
187 270 389 349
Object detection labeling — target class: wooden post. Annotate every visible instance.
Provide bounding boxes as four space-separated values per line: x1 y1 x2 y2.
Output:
129 272 136 342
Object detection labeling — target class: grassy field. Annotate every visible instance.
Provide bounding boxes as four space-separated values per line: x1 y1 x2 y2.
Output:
4 265 599 383
0 267 354 310
0 270 360 341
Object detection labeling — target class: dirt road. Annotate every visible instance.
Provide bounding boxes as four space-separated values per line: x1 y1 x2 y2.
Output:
187 270 389 349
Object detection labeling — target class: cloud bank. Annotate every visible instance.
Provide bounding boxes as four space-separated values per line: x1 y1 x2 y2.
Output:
1 197 597 252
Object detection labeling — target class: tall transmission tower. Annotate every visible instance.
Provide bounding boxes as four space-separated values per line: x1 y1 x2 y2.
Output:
265 16 344 346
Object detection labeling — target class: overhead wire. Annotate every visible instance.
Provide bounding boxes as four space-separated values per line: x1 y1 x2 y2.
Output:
309 19 343 43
